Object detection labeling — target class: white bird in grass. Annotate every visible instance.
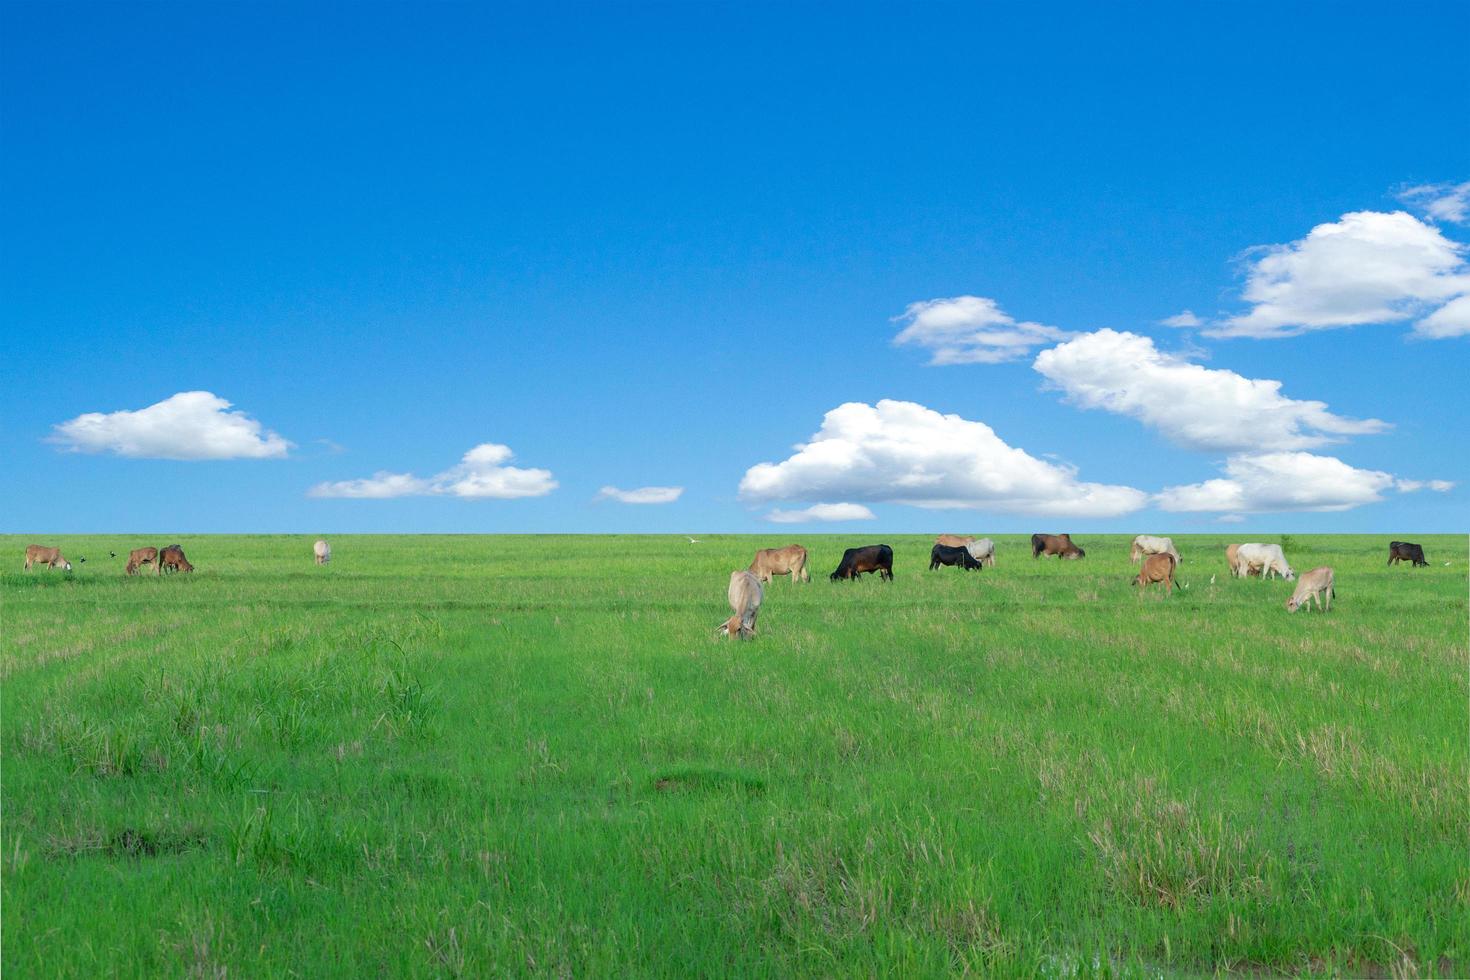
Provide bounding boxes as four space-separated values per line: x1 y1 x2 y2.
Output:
687 537 701 544
1210 574 1216 585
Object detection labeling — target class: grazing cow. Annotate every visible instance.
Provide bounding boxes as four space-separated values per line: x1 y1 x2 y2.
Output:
717 570 764 638
1133 553 1177 595
929 543 982 571
1236 543 1293 581
1225 544 1242 577
23 545 71 571
125 547 159 575
158 544 194 574
965 537 997 568
314 539 332 565
1286 567 1335 613
749 544 809 584
935 534 975 548
830 545 894 581
1387 541 1427 567
1130 535 1181 564
1031 533 1085 560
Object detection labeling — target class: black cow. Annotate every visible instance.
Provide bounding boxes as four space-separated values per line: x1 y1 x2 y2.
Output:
830 544 894 581
929 543 982 571
1387 541 1428 567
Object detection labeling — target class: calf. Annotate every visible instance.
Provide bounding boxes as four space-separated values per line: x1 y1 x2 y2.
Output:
314 539 332 565
717 570 764 638
23 545 71 571
930 543 982 571
830 544 894 581
158 544 194 574
1031 533 1084 559
1286 567 1335 613
749 544 809 584
1225 543 1242 578
1133 553 1177 595
1387 541 1427 567
125 547 158 575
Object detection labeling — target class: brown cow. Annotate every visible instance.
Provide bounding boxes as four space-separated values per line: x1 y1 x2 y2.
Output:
935 534 975 548
1031 533 1084 559
1133 553 1177 595
1225 543 1242 577
158 544 194 574
126 547 159 575
749 544 809 584
23 545 72 571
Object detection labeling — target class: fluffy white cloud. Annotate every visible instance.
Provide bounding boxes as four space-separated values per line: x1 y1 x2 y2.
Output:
1032 329 1389 453
893 295 1073 364
49 391 292 460
738 399 1147 517
596 485 684 504
309 443 556 500
1400 180 1470 223
1413 294 1470 338
763 502 876 523
1210 211 1470 339
1157 452 1411 512
1160 310 1202 328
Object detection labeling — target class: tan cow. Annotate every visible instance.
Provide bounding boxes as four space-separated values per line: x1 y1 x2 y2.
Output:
748 544 808 583
1286 567 1334 612
717 570 763 638
935 534 975 548
158 544 194 574
126 547 158 575
1225 544 1242 577
1133 553 1177 595
23 545 71 571
313 539 331 565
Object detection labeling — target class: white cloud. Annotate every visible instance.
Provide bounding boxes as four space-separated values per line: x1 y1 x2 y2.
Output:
596 485 684 504
1157 452 1405 512
309 443 556 500
763 502 876 523
1413 294 1470 338
893 295 1073 364
738 399 1147 517
1210 210 1470 339
1216 514 1246 524
1032 329 1389 453
1395 478 1454 493
49 391 292 460
1399 180 1470 223
1160 310 1202 328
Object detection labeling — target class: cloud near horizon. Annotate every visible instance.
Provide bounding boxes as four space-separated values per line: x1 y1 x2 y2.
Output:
309 443 556 499
1033 329 1389 453
1156 452 1452 513
739 399 1147 517
763 502 876 523
49 391 292 460
596 485 684 504
893 295 1073 364
1209 210 1470 339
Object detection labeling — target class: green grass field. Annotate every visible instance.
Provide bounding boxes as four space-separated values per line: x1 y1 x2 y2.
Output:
2 533 1465 977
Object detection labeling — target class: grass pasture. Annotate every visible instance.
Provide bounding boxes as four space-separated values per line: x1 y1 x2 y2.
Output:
2 533 1466 977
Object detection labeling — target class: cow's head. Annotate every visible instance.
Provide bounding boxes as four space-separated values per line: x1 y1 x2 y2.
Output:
62 560 72 571
1285 595 1301 612
1066 548 1085 560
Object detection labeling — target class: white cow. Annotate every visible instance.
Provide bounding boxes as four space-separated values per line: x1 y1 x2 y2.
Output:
1130 535 1181 564
1286 567 1334 612
717 570 763 638
1236 543 1294 581
964 538 997 567
313 539 331 565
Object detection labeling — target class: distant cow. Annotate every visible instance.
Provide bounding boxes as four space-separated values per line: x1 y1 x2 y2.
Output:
314 539 331 565
749 544 809 584
965 538 996 567
830 544 894 581
1387 541 1427 567
717 570 764 638
158 544 194 574
1225 544 1242 577
929 543 982 571
23 545 71 572
125 547 158 575
1031 533 1084 560
1133 553 1177 595
935 534 975 548
1286 567 1335 613
1236 543 1293 581
1131 535 1181 564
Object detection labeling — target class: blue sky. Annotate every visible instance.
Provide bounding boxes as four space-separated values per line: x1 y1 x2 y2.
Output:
3 2 1467 534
